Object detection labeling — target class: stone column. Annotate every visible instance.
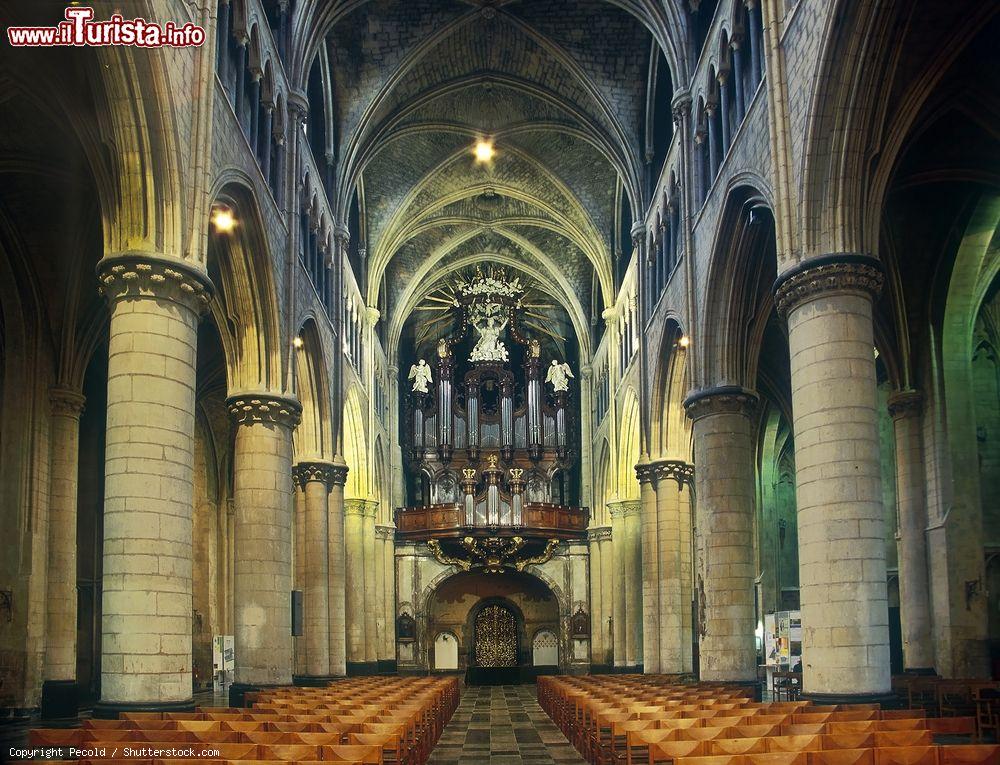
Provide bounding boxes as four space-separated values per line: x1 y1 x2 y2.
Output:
344 499 368 673
684 386 758 682
587 527 610 671
774 254 891 701
678 467 695 673
363 501 379 670
623 500 643 670
327 462 349 676
228 393 301 699
377 524 397 671
293 462 338 683
654 461 695 674
609 503 627 668
889 391 934 671
636 463 660 673
94 255 211 717
293 483 306 678
599 532 614 668
42 388 86 718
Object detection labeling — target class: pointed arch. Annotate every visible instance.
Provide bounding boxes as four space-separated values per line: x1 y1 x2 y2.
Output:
343 383 369 499
292 318 333 462
206 181 284 393
618 387 641 501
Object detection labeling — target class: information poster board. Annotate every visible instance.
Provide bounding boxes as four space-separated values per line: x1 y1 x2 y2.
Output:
213 635 234 694
765 611 801 669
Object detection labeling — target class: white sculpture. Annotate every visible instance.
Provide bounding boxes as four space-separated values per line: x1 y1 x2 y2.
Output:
469 306 509 362
545 359 574 392
408 359 433 393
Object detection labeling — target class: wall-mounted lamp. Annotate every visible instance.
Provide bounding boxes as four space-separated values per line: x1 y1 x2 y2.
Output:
678 335 691 349
211 204 236 233
293 336 304 349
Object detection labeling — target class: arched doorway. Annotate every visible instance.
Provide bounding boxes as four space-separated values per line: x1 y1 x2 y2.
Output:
426 569 560 684
474 603 519 668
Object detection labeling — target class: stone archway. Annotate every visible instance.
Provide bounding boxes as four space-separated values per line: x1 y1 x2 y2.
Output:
425 568 560 684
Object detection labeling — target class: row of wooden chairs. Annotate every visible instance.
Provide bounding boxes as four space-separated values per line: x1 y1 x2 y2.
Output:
536 676 989 765
27 676 460 764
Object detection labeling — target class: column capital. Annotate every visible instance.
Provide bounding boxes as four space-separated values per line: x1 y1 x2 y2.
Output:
653 459 695 487
375 524 396 541
772 253 884 319
608 499 641 518
587 525 612 542
683 385 758 421
671 90 692 125
286 89 309 124
888 389 923 419
344 498 378 516
227 392 302 429
292 460 340 490
328 461 349 487
334 225 350 246
97 253 213 314
50 387 86 418
634 461 657 485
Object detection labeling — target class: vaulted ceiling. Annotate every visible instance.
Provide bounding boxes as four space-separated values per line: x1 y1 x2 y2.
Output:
296 0 685 360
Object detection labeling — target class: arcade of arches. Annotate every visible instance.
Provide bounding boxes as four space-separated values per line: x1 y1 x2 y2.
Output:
0 0 998 726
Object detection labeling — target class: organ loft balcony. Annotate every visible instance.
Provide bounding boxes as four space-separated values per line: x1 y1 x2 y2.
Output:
396 265 589 573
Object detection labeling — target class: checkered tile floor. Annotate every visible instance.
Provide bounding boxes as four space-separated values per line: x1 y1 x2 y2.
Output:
427 685 586 765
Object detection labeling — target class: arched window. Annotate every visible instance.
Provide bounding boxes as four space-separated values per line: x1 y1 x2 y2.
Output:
690 0 720 61
696 98 711 202
647 48 674 195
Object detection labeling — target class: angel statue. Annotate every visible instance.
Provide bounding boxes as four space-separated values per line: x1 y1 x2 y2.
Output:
545 359 574 392
408 358 433 393
469 312 509 362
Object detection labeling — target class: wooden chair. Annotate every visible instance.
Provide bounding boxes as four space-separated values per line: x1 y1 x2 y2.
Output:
746 754 811 765
320 743 385 763
822 733 876 750
925 718 977 737
783 725 829 737
938 745 1000 765
765 735 824 753
874 732 934 748
808 749 876 765
709 738 768 756
675 755 748 765
874 746 939 765
630 731 700 765
827 723 879 735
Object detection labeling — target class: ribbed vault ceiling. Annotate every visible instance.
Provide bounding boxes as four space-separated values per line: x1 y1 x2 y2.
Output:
299 0 679 359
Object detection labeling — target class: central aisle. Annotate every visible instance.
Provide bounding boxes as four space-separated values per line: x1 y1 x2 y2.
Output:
427 685 587 765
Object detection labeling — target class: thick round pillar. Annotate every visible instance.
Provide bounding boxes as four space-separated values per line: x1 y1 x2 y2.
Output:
637 464 660 673
228 393 301 694
610 505 627 668
889 391 934 672
685 386 758 682
42 388 86 718
327 463 348 676
94 255 211 717
344 499 368 672
774 254 890 701
293 462 337 682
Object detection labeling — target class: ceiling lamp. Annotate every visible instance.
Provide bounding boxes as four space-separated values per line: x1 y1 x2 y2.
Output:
474 140 495 163
211 205 236 233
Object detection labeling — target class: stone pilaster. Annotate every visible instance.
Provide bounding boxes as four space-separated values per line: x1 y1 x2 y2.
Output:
293 481 306 677
344 498 376 673
228 393 301 694
376 524 397 670
42 388 86 718
293 462 339 682
327 462 348 675
94 254 211 717
609 503 628 668
363 502 379 667
888 391 934 672
612 500 643 669
654 460 695 674
774 253 891 700
587 526 612 670
685 386 758 682
636 462 660 673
